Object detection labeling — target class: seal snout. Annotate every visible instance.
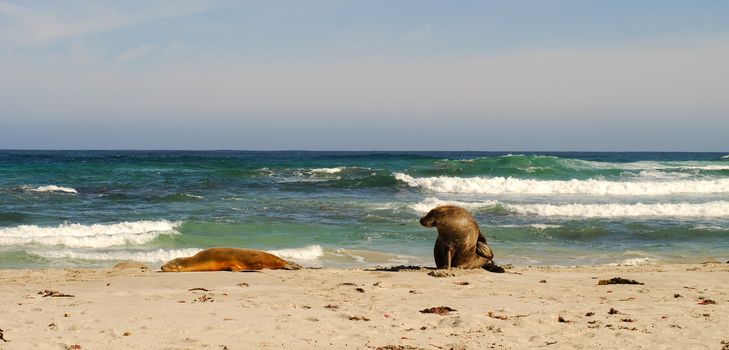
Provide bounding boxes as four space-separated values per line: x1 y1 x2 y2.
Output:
419 216 436 227
160 264 175 272
161 259 182 272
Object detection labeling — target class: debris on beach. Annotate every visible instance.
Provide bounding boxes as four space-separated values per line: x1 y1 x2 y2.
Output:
324 304 339 310
348 315 371 321
38 290 74 298
193 294 214 303
188 287 210 292
585 312 595 317
237 282 249 287
370 265 424 272
557 316 570 323
454 281 470 285
420 306 456 316
674 294 682 298
597 277 644 285
355 288 365 293
697 299 716 305
0 328 8 342
376 345 425 350
608 308 620 314
539 279 547 283
587 320 600 328
65 345 82 350
483 263 506 273
427 270 454 278
488 311 508 320
338 282 357 286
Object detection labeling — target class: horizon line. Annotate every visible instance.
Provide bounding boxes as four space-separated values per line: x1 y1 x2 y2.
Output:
1 149 727 153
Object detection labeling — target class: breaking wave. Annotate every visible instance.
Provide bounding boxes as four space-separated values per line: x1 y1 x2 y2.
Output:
408 197 499 213
268 245 324 261
409 197 729 218
395 173 729 195
0 220 181 248
504 201 729 218
30 248 202 262
27 185 78 194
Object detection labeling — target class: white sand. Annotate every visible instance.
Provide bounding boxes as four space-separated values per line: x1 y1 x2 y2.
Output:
1 263 728 349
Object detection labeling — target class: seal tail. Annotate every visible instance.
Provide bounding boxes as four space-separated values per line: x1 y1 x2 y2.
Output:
282 260 303 270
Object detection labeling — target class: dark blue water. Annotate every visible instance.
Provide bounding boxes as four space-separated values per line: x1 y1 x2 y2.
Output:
1 151 728 268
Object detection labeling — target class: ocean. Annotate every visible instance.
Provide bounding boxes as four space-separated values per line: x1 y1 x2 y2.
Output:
1 150 728 269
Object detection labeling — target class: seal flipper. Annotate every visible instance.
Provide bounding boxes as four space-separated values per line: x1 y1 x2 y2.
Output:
282 260 302 270
476 241 493 260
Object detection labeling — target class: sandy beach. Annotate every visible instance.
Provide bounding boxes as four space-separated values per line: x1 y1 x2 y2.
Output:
1 263 728 350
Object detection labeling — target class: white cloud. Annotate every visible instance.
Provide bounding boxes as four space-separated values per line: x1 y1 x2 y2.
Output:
0 0 208 46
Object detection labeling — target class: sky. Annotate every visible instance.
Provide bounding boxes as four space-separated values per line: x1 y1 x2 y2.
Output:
1 0 728 151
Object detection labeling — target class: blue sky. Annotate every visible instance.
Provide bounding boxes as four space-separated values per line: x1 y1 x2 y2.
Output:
1 0 728 150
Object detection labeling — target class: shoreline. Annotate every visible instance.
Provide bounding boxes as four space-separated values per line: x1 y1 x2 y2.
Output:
1 263 728 349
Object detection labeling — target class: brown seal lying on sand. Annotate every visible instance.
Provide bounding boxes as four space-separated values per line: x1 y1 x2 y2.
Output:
161 248 302 272
420 205 494 269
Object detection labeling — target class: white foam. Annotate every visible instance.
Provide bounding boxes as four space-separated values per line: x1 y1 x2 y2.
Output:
609 257 658 266
722 155 729 159
181 193 203 199
635 170 693 179
267 245 324 261
31 248 202 262
673 165 729 171
692 225 728 231
504 201 729 218
309 167 345 174
27 185 78 194
330 248 415 265
0 220 181 248
408 197 498 214
394 173 729 196
530 224 561 230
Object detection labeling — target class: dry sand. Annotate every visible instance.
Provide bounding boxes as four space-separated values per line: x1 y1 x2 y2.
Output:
1 263 728 349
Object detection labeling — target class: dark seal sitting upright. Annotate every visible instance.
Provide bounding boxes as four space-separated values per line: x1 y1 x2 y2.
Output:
420 205 494 269
161 248 302 272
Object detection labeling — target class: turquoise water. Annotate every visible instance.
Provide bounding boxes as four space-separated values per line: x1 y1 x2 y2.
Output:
1 151 728 268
